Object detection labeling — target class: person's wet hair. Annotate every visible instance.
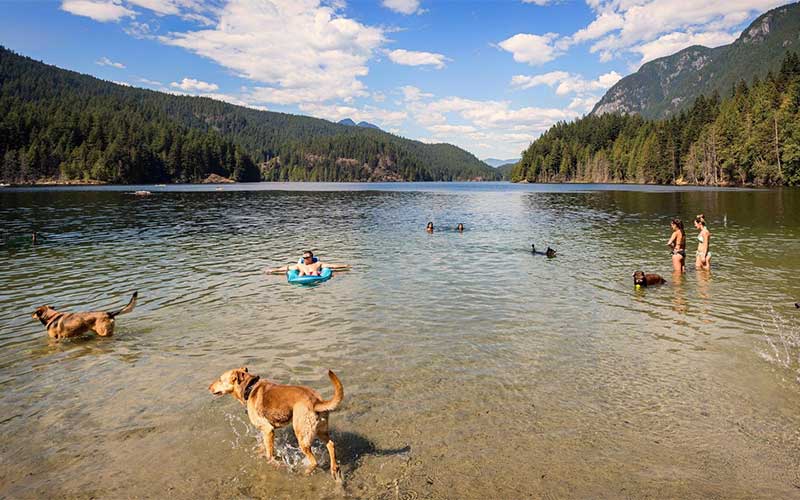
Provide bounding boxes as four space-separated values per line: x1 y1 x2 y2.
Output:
456 223 464 231
671 218 684 233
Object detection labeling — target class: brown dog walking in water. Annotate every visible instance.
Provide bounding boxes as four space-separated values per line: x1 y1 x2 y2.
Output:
32 292 137 339
209 368 344 480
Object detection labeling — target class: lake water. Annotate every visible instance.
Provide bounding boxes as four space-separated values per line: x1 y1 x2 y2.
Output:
1 182 799 499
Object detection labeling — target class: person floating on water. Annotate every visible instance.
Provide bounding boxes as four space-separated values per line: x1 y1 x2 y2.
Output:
426 222 434 233
265 251 351 276
694 214 711 271
456 223 464 232
667 218 686 273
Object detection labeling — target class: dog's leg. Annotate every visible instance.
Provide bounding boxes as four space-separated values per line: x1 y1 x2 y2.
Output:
319 427 341 481
260 427 280 467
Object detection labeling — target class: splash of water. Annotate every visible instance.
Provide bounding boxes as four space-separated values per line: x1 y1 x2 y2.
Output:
759 306 800 384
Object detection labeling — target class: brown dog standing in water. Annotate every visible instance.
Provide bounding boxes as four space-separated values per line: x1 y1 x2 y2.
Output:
32 292 137 339
209 368 344 480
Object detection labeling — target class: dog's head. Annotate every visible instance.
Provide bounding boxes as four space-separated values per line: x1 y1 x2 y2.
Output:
531 244 536 253
208 367 250 397
632 271 647 287
32 305 54 324
546 247 556 258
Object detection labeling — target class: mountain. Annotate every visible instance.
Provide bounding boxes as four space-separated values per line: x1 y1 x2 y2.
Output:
495 162 517 180
0 47 497 184
483 158 520 168
337 118 381 130
512 50 800 186
592 2 800 119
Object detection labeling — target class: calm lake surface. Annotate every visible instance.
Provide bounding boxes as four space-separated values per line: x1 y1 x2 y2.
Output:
1 182 799 499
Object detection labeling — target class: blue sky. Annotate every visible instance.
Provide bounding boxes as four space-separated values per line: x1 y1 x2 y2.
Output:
0 0 787 159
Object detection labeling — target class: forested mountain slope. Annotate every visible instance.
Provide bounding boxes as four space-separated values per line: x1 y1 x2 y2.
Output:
0 47 496 183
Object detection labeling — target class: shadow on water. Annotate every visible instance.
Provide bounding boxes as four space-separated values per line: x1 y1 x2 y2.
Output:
335 430 412 468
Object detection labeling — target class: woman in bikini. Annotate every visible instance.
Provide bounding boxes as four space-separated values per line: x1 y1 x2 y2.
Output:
666 218 686 273
694 214 711 271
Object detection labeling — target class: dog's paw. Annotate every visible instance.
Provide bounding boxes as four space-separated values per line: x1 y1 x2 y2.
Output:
266 457 283 468
304 465 317 476
332 467 343 484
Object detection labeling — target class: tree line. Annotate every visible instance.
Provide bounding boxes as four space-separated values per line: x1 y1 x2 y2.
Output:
0 47 497 184
512 52 800 186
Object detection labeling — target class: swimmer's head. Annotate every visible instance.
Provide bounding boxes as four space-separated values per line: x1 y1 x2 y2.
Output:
302 250 314 263
426 222 434 232
456 223 464 231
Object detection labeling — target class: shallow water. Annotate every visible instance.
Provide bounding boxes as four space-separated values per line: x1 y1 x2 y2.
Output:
1 182 800 499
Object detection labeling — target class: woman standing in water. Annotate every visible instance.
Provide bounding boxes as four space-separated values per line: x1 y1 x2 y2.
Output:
694 214 711 271
666 218 686 273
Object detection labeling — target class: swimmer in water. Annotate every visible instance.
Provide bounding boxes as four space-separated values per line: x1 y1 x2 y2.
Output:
456 223 464 232
266 251 351 276
426 222 434 233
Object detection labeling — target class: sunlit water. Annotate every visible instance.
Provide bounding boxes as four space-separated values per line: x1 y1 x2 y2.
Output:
1 182 799 499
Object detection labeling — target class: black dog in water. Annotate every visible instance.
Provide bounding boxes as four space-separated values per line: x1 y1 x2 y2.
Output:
531 244 556 258
796 302 799 308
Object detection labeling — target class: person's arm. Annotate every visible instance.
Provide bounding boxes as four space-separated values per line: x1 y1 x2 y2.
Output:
667 231 677 247
319 262 351 271
264 264 298 274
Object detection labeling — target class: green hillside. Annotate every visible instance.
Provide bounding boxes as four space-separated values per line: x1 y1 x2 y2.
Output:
0 47 497 184
592 2 800 119
513 52 800 186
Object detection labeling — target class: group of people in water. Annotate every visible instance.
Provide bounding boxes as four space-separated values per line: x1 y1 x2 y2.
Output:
266 214 711 279
667 214 711 273
426 222 463 233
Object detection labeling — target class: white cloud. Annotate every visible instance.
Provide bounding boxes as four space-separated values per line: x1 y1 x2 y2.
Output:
399 85 433 102
160 0 385 105
510 71 569 90
137 77 163 86
61 0 135 22
503 0 783 67
567 96 599 113
579 0 786 64
521 0 553 4
111 80 132 86
170 77 219 92
497 33 561 65
631 30 737 64
386 49 449 69
511 70 622 96
96 56 126 69
382 0 423 15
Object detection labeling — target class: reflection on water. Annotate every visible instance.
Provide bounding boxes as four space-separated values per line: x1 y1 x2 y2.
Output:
1 183 800 499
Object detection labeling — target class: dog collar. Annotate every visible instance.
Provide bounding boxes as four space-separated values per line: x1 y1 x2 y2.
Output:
44 313 63 329
243 376 260 401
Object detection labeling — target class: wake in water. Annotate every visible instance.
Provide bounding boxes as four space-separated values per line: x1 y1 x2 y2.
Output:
759 307 800 384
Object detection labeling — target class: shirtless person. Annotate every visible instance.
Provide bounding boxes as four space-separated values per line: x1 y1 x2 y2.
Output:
266 251 350 276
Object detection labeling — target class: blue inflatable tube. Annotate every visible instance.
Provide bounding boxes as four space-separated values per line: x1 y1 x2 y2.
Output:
287 266 332 284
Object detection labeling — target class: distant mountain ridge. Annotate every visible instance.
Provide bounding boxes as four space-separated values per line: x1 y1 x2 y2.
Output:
483 158 520 168
338 118 381 130
592 2 800 119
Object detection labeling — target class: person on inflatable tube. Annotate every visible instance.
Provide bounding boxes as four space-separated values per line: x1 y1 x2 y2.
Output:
265 250 351 276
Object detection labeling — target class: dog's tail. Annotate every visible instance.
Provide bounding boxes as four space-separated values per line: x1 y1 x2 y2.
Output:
314 370 344 412
108 292 138 318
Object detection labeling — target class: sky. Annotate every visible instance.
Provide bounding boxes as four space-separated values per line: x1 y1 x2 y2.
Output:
0 0 789 159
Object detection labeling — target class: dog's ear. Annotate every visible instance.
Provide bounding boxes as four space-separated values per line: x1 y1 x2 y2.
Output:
235 369 249 384
243 367 248 373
